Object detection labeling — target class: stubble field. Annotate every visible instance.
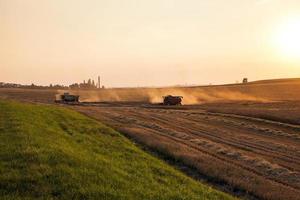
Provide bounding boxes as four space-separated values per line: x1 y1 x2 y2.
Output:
1 78 300 200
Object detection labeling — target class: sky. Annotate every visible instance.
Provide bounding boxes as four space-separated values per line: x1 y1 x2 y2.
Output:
1 0 300 87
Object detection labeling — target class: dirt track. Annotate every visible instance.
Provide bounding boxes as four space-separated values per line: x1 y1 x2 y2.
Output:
74 103 300 200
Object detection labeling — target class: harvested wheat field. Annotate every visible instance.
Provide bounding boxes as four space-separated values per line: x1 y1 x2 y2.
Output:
1 78 300 200
74 101 300 200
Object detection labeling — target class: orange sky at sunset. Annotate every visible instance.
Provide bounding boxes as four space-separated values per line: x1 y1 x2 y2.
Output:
1 0 300 87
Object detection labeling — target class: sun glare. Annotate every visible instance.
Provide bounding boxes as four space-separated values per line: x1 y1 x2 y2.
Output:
274 16 300 59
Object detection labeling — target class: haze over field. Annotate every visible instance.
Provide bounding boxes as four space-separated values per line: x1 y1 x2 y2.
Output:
1 0 300 87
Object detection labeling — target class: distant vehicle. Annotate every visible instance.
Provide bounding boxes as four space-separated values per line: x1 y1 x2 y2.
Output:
55 92 79 103
243 78 248 83
163 95 183 105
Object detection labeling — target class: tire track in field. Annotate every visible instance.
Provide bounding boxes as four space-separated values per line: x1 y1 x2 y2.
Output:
126 108 300 167
74 105 300 200
98 107 300 189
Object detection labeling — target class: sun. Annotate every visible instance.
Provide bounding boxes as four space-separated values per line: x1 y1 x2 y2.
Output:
274 16 300 59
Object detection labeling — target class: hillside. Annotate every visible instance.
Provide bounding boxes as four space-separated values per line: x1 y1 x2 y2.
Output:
55 77 300 104
2 78 300 105
0 100 234 200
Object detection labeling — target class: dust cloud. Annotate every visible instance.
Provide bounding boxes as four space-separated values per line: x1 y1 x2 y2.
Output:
146 88 268 104
56 87 269 105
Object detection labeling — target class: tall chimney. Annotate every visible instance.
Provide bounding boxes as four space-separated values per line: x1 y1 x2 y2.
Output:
98 76 100 88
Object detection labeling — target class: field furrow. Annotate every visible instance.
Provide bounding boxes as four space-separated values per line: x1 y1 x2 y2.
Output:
74 104 300 200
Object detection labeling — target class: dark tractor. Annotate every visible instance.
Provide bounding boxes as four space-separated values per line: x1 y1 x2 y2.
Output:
56 92 79 103
163 95 183 105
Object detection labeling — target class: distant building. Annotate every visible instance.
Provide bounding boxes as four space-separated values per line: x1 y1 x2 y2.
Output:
243 78 248 83
69 76 103 89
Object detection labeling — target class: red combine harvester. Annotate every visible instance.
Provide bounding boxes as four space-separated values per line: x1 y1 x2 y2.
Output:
163 95 183 105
